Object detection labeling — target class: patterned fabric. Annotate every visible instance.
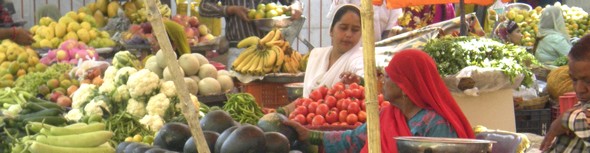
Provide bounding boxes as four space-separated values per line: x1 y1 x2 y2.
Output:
398 4 455 30
547 106 590 153
199 0 297 42
322 109 457 153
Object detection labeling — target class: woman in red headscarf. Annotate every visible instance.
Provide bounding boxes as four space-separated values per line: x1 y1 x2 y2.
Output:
284 49 474 153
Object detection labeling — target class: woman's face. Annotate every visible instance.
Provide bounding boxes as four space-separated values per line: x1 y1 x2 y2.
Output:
507 27 523 45
382 73 403 103
330 11 361 54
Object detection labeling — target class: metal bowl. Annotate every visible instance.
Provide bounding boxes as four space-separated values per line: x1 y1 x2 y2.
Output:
396 137 496 153
506 3 532 12
253 16 294 31
284 82 303 102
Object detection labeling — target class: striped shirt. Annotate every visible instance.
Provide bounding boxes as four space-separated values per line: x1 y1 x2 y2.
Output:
199 0 298 43
548 104 590 153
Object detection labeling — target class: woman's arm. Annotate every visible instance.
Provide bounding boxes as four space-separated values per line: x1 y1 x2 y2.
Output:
0 27 34 46
322 123 368 153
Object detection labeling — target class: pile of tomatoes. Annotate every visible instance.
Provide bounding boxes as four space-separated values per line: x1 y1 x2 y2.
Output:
288 82 391 127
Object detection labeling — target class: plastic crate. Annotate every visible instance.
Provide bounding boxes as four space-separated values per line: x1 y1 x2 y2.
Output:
238 82 290 108
514 109 551 135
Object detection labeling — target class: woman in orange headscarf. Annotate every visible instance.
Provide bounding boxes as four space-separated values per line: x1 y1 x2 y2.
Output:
284 49 474 153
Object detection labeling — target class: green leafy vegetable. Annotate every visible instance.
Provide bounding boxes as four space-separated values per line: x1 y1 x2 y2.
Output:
553 56 569 66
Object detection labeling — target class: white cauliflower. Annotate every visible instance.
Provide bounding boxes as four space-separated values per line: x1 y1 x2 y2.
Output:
98 80 116 95
71 84 98 109
127 69 160 101
65 109 83 121
146 93 170 117
111 85 130 103
114 67 138 86
126 98 146 117
139 114 165 132
103 66 118 82
174 94 200 113
83 97 110 116
160 81 177 98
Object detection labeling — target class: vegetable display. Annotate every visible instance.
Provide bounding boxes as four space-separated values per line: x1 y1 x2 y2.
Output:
222 93 265 125
422 36 539 86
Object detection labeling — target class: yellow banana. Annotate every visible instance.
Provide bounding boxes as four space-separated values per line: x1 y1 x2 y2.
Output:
270 29 282 42
255 52 267 75
266 40 285 48
281 55 291 73
237 36 260 48
265 48 277 70
245 52 262 74
232 45 257 68
282 41 290 49
273 46 284 66
235 51 258 73
259 30 276 45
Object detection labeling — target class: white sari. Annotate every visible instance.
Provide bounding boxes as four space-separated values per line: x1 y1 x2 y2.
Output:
302 44 364 97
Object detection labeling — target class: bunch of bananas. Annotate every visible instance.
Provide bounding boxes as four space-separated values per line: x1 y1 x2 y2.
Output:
299 53 310 72
233 29 293 75
281 47 303 73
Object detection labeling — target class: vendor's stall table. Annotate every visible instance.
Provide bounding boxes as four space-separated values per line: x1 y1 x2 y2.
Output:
453 89 516 132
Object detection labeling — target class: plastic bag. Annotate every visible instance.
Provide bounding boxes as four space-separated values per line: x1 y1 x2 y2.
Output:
443 66 524 96
70 59 111 81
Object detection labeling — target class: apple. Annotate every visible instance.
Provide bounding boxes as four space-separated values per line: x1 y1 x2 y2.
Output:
50 92 63 102
172 15 183 24
185 27 195 38
198 24 209 36
141 22 153 33
129 24 142 34
56 95 72 107
188 17 200 27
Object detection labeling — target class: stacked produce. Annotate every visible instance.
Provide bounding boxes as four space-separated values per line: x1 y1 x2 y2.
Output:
39 40 100 65
289 82 389 126
17 122 115 153
0 40 44 87
76 0 120 27
123 0 171 23
248 2 292 19
423 37 539 86
560 3 590 38
13 63 72 95
29 13 116 49
233 29 304 75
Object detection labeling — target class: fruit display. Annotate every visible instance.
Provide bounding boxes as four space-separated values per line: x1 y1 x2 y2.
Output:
0 40 44 87
248 2 291 20
123 0 171 23
39 40 100 65
29 14 116 49
77 0 121 27
289 82 390 126
232 29 304 75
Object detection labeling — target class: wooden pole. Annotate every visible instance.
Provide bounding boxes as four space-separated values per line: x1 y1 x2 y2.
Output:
144 0 211 153
359 0 381 152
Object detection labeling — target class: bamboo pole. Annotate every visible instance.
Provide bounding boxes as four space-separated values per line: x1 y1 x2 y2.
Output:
359 0 381 152
144 0 211 152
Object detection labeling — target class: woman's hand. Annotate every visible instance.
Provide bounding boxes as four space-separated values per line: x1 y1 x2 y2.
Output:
340 72 360 84
282 120 310 141
12 28 34 46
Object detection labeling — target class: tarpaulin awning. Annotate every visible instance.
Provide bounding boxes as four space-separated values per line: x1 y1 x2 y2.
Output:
381 0 512 9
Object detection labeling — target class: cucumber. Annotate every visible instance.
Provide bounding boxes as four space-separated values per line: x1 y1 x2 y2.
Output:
18 109 62 120
48 123 106 136
22 116 67 126
24 103 47 112
26 122 56 133
35 131 114 148
35 102 64 111
28 141 116 153
65 123 88 128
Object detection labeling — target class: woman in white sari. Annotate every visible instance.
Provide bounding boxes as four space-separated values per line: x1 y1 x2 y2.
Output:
280 4 364 114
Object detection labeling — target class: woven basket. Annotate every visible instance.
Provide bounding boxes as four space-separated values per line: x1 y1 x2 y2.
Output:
515 96 549 110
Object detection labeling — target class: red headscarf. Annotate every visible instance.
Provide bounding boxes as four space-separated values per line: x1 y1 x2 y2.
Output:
361 49 474 153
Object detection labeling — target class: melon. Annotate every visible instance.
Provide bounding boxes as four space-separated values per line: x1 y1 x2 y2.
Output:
163 67 184 81
184 77 199 95
199 64 218 79
145 62 163 78
198 78 221 96
178 54 200 76
217 75 234 93
192 53 209 65
156 50 177 68
218 70 231 76
189 76 200 84
145 56 157 65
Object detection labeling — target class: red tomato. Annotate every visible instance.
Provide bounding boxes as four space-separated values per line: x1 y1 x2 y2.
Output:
344 89 353 98
318 86 328 98
340 122 349 126
307 102 319 114
336 99 344 110
306 113 316 124
358 111 367 122
349 83 359 90
381 101 391 108
361 101 366 111
325 96 337 108
340 99 352 111
302 98 312 107
289 111 298 119
295 98 303 106
333 82 345 91
294 114 306 125
354 122 362 126
334 91 347 100
339 110 349 123
351 89 362 99
330 107 339 112
316 99 325 104
327 88 336 96
309 90 323 101
325 111 339 124
323 123 329 126
378 94 384 103
347 102 360 114
311 115 325 126
316 103 329 116
346 114 358 125
331 122 340 126
296 106 308 116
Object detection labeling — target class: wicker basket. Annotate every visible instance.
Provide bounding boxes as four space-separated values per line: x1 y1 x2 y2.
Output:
515 96 549 110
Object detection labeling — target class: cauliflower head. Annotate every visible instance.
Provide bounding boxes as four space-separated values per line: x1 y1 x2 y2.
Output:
65 109 84 121
103 66 118 82
127 69 160 101
139 114 165 132
98 80 116 95
114 67 138 86
83 97 110 116
71 84 98 109
126 98 146 117
146 93 170 117
111 85 131 103
160 81 177 98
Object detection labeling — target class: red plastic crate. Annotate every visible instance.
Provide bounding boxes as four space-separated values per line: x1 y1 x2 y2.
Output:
237 82 290 108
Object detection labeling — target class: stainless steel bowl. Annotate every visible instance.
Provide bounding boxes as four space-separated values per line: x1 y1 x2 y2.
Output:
284 82 303 102
396 137 496 153
506 3 532 12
